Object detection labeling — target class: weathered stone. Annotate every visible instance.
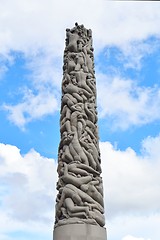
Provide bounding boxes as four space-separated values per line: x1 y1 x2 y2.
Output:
54 223 107 240
53 23 107 240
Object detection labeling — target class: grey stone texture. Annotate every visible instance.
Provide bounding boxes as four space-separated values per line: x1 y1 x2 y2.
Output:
54 223 107 240
53 23 107 239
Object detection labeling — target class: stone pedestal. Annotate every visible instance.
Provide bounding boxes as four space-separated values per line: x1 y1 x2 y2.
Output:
53 223 107 240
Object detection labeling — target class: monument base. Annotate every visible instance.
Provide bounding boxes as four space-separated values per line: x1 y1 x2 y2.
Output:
53 223 107 240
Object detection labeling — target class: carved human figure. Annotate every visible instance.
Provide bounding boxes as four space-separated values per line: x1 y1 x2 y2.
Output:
70 108 87 137
80 179 104 207
66 28 79 52
83 37 94 57
84 102 97 123
59 131 75 163
82 47 94 76
60 131 89 165
66 52 76 73
64 197 89 218
79 133 101 172
61 162 92 188
56 184 104 217
62 76 88 102
86 74 96 95
67 162 100 177
55 23 105 228
74 51 88 72
75 70 93 95
61 93 78 109
88 209 105 227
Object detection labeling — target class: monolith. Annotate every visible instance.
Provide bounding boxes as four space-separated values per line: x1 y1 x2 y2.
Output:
53 23 107 240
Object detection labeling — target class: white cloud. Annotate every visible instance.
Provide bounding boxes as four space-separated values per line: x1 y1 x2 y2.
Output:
3 87 59 129
108 39 159 70
122 236 151 240
107 215 158 240
25 51 62 89
0 233 12 240
1 0 160 128
0 63 9 80
0 143 57 237
1 50 62 129
1 134 160 239
101 136 160 218
97 73 160 130
1 2 160 239
0 52 14 80
0 0 160 56
100 135 160 239
141 135 160 160
4 43 160 129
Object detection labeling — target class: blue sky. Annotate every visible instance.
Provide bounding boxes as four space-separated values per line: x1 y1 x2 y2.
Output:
0 1 160 240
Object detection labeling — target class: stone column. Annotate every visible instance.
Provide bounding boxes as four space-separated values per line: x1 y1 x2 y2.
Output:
53 23 107 240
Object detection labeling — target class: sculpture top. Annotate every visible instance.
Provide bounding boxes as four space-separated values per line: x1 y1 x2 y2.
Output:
65 22 93 51
54 23 105 229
